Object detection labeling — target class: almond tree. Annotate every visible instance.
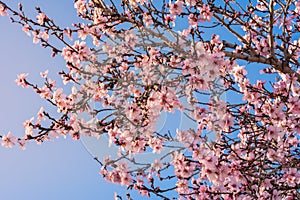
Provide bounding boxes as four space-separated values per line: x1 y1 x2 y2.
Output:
0 0 300 199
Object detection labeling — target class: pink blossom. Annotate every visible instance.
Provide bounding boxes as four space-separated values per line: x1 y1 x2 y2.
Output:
32 31 39 44
169 0 184 16
23 117 34 136
77 25 89 40
211 34 220 45
139 189 149 197
151 159 162 172
62 40 90 66
266 125 283 140
1 132 17 148
49 131 60 139
61 47 73 63
198 4 213 22
40 31 49 40
188 14 198 27
0 5 8 16
120 172 132 186
185 0 196 7
92 37 99 47
15 73 29 88
63 27 73 41
37 107 45 122
143 13 153 27
256 2 267 11
22 24 31 36
164 14 176 26
148 137 163 153
36 12 47 25
39 86 51 99
296 1 300 14
40 70 49 78
18 138 27 150
172 152 196 178
128 0 148 7
74 0 86 14
176 179 189 194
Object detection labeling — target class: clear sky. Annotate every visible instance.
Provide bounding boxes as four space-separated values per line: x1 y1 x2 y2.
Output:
0 1 133 199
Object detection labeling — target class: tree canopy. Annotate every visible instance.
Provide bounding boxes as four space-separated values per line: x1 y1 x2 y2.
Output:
0 0 300 199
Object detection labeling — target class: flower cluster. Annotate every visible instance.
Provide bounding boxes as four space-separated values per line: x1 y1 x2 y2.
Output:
1 0 300 199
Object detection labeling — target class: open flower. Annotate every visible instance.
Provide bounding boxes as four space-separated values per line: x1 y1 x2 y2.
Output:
15 73 29 88
36 12 47 25
1 132 17 148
